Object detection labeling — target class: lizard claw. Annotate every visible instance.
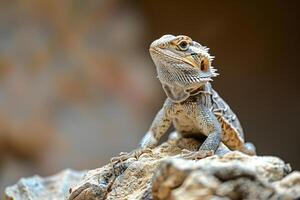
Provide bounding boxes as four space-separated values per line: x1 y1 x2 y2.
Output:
110 153 129 163
132 148 152 159
181 149 214 160
110 151 130 163
110 148 152 164
119 151 129 156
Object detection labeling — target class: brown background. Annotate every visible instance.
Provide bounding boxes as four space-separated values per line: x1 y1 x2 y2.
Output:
139 0 300 165
0 0 299 195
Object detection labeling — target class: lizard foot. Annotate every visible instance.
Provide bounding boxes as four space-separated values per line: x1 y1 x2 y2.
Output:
110 148 152 164
181 149 214 160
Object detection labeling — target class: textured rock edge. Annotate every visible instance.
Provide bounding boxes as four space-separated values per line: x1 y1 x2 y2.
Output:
4 138 300 200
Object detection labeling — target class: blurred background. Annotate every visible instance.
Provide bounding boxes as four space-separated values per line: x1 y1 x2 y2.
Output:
0 0 299 195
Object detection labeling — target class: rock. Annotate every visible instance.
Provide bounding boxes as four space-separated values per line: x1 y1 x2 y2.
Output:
5 169 85 200
4 138 300 200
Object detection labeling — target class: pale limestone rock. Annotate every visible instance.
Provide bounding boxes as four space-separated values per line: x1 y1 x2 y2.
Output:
5 169 85 200
4 138 300 200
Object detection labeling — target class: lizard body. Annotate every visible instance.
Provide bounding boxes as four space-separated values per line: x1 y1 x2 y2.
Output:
140 34 256 157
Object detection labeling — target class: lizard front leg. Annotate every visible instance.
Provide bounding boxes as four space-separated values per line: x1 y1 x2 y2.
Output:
140 100 173 149
111 99 172 163
182 104 222 159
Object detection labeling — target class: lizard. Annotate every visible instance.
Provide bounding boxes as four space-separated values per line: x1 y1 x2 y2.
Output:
112 34 256 162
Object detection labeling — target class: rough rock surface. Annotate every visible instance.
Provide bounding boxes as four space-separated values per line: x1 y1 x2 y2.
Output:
5 169 85 200
5 137 300 200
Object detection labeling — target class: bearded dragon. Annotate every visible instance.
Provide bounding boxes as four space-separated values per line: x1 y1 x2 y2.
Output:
113 34 256 162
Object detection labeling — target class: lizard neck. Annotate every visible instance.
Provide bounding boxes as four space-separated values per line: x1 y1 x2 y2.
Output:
178 82 213 106
187 82 212 97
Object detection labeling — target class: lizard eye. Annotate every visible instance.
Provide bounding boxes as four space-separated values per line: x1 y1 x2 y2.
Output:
178 41 189 51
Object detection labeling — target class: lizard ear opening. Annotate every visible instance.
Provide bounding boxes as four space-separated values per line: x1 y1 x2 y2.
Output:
162 84 190 103
201 58 209 72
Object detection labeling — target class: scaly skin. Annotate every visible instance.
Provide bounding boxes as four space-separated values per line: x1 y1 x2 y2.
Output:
112 34 256 163
140 34 256 158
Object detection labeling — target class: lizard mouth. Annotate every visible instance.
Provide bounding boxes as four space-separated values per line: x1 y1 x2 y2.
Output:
150 47 216 83
182 55 200 68
183 54 210 72
150 47 210 71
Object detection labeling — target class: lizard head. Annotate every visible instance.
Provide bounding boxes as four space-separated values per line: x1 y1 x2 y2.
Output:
149 34 218 102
